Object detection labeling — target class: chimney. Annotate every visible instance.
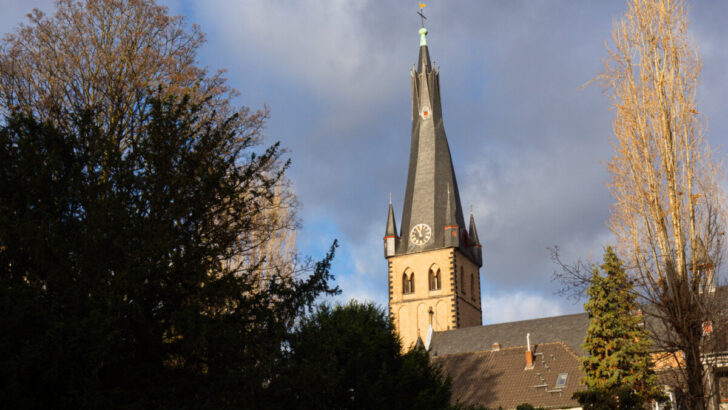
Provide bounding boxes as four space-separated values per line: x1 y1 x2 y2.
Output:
491 342 501 351
525 333 534 369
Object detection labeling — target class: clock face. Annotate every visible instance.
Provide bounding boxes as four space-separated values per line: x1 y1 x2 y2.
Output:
410 223 432 246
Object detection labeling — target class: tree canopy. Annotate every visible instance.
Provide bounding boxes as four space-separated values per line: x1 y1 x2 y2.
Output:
0 94 338 408
273 301 453 410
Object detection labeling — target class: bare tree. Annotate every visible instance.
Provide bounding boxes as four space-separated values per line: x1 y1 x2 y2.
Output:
0 0 239 148
0 0 300 295
596 0 727 407
224 179 301 293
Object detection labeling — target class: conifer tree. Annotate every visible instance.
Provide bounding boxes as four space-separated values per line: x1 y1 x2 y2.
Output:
574 247 664 409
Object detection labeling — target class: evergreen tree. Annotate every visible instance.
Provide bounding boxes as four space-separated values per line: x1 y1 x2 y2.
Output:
274 301 452 410
574 247 664 409
0 95 337 408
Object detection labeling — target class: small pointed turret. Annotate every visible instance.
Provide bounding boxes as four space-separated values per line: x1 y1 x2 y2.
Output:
469 211 483 266
384 198 399 258
469 212 480 245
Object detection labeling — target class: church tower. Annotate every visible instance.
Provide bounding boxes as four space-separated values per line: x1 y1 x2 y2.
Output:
385 25 483 349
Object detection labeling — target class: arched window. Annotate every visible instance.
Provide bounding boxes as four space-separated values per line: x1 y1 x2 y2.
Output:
403 271 415 294
429 267 441 290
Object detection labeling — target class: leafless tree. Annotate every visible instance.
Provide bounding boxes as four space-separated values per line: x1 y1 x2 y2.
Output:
594 0 726 407
0 0 240 148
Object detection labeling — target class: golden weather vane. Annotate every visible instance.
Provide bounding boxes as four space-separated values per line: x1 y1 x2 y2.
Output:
417 2 427 27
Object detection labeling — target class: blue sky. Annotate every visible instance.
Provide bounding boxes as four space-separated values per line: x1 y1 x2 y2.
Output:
4 1 728 324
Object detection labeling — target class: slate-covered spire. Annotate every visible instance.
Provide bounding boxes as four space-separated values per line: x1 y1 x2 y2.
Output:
469 211 480 245
385 200 398 238
469 211 483 266
383 198 399 258
396 24 477 264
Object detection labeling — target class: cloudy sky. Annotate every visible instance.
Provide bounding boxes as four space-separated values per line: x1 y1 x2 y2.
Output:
4 1 728 324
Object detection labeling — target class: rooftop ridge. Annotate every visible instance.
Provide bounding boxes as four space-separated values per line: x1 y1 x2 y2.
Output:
433 312 588 335
432 341 581 359
555 341 582 361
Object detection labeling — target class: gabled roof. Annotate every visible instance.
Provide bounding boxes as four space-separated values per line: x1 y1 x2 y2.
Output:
432 342 584 409
429 313 589 357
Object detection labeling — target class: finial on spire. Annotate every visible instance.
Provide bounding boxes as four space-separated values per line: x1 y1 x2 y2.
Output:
389 192 392 205
470 204 473 215
417 3 428 46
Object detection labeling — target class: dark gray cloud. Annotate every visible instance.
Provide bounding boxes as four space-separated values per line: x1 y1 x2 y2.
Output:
3 0 727 322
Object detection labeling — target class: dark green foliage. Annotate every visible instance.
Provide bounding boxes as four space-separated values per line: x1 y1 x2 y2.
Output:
573 386 644 410
274 301 452 409
574 247 665 409
450 404 492 410
0 95 337 408
515 404 545 410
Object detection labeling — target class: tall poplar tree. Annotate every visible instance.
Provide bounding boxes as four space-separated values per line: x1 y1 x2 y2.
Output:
574 247 664 409
598 0 727 406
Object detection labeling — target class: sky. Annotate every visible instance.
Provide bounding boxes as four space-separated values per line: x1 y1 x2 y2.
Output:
3 1 728 324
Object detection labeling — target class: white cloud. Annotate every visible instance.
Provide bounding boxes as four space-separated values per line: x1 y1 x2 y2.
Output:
483 291 571 325
189 0 408 124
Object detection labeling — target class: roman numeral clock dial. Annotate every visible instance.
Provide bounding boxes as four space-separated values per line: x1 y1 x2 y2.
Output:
409 223 432 246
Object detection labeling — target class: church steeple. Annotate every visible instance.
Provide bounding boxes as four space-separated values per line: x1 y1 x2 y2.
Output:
391 25 481 267
385 21 483 350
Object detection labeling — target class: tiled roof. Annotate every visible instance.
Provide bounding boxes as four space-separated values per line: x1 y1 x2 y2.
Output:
433 342 585 409
429 313 589 357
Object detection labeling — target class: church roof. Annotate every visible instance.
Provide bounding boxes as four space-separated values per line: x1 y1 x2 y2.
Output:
429 313 590 357
432 342 584 409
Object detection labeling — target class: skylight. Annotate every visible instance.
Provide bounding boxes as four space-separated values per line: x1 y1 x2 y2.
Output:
555 373 568 389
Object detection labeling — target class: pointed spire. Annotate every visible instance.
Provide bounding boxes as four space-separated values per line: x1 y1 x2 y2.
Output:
469 211 481 246
399 19 469 258
385 200 398 238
